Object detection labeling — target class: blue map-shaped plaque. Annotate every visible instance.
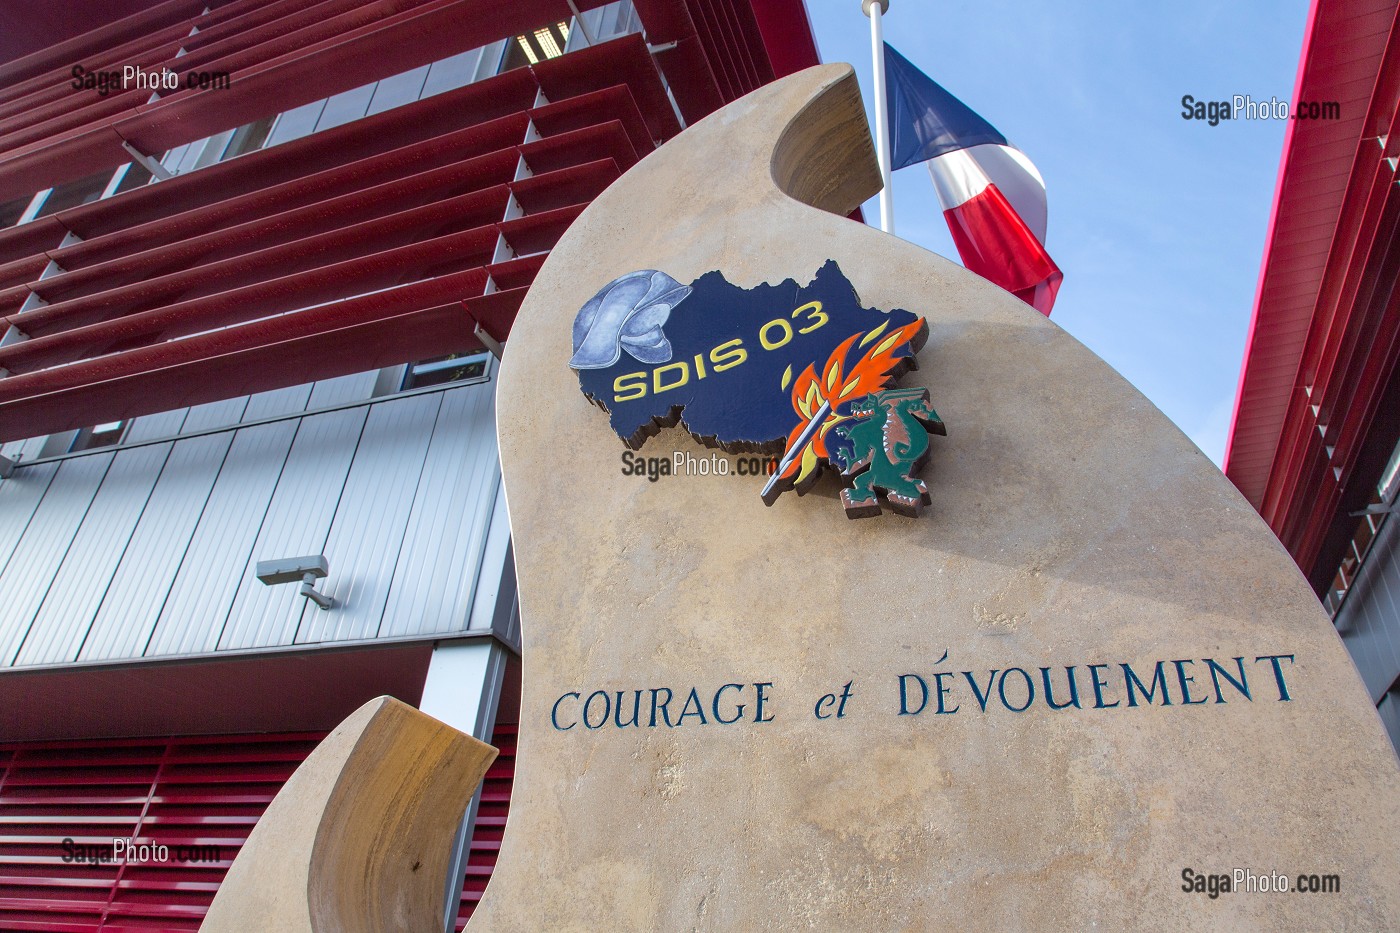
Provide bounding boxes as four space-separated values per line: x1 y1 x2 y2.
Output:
572 260 925 453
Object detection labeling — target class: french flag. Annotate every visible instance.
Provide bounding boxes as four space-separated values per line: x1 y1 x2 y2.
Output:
884 43 1062 316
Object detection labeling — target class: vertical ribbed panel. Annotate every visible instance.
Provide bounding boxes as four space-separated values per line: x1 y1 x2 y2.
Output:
1339 514 1400 702
123 409 189 444
0 384 510 666
13 444 171 666
217 408 368 651
1379 691 1400 752
0 455 112 665
296 393 441 644
144 421 297 658
181 396 251 433
305 372 380 409
79 433 234 662
241 384 313 423
379 384 500 637
0 462 59 579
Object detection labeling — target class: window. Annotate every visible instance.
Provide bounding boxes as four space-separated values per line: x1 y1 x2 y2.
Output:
1324 436 1400 616
0 195 28 227
501 21 571 71
366 66 430 116
315 84 376 132
111 161 155 195
34 170 112 217
69 420 127 452
264 100 328 148
400 352 492 391
220 116 276 161
420 48 486 98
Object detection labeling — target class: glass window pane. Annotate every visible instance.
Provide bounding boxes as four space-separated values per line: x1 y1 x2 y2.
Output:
401 352 490 391
221 116 276 161
192 129 236 170
421 48 482 98
171 137 208 175
160 141 192 174
69 420 127 452
366 66 429 115
35 170 112 217
113 161 155 195
264 99 327 147
499 36 533 73
315 83 375 131
0 196 29 227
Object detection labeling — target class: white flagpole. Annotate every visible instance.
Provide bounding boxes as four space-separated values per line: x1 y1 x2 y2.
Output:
862 0 894 234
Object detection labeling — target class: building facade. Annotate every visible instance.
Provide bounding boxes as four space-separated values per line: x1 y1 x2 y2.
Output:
1226 0 1400 751
0 1 821 928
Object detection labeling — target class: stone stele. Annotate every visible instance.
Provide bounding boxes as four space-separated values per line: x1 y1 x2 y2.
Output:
200 696 496 932
476 64 1400 930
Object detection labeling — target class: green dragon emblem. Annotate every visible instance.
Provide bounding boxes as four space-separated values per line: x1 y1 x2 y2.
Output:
830 387 946 519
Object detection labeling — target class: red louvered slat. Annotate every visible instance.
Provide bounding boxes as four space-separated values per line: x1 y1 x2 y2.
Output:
0 732 324 932
456 722 517 928
44 119 530 271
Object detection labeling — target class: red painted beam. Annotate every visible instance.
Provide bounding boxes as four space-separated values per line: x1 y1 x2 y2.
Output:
0 269 491 443
519 120 639 175
30 151 523 306
0 0 617 200
509 159 620 215
498 203 586 256
0 0 205 87
530 85 653 156
0 224 500 375
8 186 510 338
464 286 530 344
45 137 523 274
486 253 548 291
747 0 821 78
532 35 681 142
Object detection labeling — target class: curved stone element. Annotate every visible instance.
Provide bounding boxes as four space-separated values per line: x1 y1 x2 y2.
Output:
482 65 1400 929
200 696 496 933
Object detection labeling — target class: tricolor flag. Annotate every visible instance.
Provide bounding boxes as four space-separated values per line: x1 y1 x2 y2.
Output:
884 43 1062 316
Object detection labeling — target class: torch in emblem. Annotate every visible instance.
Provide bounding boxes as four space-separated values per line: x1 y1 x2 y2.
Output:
761 316 931 508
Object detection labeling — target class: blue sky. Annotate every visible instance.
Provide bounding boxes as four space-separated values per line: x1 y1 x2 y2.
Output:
803 0 1310 465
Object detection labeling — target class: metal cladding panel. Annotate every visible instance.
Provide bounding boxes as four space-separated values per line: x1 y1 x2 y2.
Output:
0 453 112 666
1339 516 1400 702
1380 692 1400 751
218 407 368 651
182 396 251 433
242 383 314 422
379 383 499 638
123 408 189 444
297 393 442 645
13 443 172 667
79 433 235 663
0 461 59 578
144 420 297 658
305 372 380 409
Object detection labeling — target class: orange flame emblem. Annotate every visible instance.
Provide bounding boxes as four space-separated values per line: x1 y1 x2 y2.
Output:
773 317 928 489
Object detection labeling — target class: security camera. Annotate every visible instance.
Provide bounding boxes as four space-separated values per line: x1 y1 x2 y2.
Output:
255 555 333 610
